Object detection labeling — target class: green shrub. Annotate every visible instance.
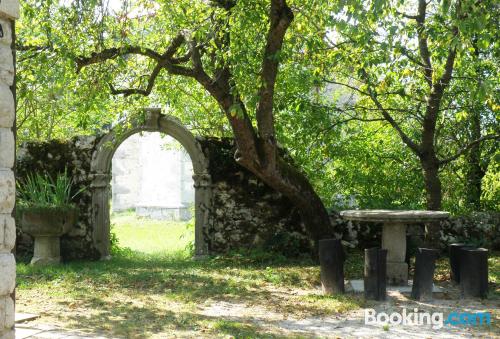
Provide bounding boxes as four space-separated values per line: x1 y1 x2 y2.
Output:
17 169 83 208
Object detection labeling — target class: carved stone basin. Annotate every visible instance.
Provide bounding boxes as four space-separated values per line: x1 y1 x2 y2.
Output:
20 208 77 265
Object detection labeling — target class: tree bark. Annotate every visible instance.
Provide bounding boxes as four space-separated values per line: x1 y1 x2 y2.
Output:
421 156 442 211
421 155 442 246
465 39 485 211
252 158 334 245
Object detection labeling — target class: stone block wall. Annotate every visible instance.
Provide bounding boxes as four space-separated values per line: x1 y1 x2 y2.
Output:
0 1 18 338
198 138 311 255
16 136 313 258
17 136 102 261
14 136 500 261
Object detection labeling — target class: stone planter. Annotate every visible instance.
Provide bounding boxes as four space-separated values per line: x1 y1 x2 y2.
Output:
20 207 77 265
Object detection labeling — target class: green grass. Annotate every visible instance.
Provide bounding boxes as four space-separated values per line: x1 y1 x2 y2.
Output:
16 213 363 337
15 214 499 337
111 212 194 254
16 249 363 337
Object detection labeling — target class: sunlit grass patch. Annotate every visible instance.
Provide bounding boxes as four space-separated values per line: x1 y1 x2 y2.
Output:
18 216 499 337
110 211 194 254
16 244 366 337
207 319 295 339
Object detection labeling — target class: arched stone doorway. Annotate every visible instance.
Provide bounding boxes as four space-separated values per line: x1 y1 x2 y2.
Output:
90 108 211 259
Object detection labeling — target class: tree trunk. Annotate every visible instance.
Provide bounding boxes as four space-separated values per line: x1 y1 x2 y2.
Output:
421 155 442 247
246 157 334 246
421 156 442 210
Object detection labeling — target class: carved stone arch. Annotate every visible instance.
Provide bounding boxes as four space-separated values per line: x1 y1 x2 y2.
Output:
90 108 211 259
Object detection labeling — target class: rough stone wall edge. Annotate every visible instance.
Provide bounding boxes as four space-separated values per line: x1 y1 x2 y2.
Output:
0 1 18 337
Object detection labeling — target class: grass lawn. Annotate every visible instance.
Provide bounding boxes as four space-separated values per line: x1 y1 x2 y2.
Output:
111 212 194 254
16 213 364 338
15 214 500 338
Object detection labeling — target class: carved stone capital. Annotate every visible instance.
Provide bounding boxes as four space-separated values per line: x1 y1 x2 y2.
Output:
90 173 112 188
143 108 162 129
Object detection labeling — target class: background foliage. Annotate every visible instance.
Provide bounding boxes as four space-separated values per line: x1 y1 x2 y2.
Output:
16 0 499 214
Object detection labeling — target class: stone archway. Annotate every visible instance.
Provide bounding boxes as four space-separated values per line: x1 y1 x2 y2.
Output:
90 108 211 259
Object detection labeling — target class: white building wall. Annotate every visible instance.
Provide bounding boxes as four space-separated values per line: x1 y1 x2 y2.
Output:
0 2 18 338
111 132 194 220
112 133 141 211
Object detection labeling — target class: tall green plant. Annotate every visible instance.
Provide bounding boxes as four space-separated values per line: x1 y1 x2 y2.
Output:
17 170 83 208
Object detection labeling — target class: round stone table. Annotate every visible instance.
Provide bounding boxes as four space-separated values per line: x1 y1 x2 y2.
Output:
340 209 450 285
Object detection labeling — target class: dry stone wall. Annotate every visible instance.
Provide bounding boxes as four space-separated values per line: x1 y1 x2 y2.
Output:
15 135 500 261
16 136 102 261
198 137 311 256
16 136 314 258
0 1 18 338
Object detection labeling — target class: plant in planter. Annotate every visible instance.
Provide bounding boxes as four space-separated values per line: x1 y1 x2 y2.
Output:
17 170 82 265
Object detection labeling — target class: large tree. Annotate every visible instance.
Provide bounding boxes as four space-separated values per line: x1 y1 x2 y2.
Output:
59 0 335 243
320 0 499 210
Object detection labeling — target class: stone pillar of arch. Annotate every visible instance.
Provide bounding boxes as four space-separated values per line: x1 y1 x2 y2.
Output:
90 108 212 258
0 2 18 338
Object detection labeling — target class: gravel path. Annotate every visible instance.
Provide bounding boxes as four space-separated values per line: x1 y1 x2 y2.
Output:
199 289 499 338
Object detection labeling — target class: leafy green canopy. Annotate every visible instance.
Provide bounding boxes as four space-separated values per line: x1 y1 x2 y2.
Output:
295 0 500 212
17 0 499 213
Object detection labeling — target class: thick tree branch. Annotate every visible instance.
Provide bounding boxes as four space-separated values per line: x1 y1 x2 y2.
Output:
421 29 458 152
17 44 52 52
436 41 457 90
369 91 422 155
324 75 422 155
255 0 294 169
109 62 163 97
439 134 500 165
357 68 422 155
399 46 427 68
75 46 162 72
416 0 433 87
322 79 370 96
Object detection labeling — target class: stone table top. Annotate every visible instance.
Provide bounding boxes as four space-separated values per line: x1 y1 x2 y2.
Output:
339 209 450 223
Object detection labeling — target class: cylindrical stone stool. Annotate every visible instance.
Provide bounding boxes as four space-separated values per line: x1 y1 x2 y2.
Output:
364 248 387 301
411 248 439 301
449 243 474 283
319 239 345 294
460 248 489 299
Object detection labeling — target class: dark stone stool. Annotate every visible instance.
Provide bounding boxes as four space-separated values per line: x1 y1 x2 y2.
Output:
460 248 489 299
319 239 345 294
364 248 387 301
449 243 474 283
411 248 439 301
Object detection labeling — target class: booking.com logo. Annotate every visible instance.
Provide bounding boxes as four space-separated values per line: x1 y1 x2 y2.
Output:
365 308 492 329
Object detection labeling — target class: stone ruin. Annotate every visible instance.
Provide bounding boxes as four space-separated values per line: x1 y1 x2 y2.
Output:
15 111 312 261
15 110 499 263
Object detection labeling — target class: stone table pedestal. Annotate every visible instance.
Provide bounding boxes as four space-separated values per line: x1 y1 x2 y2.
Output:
381 223 408 285
340 210 449 285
